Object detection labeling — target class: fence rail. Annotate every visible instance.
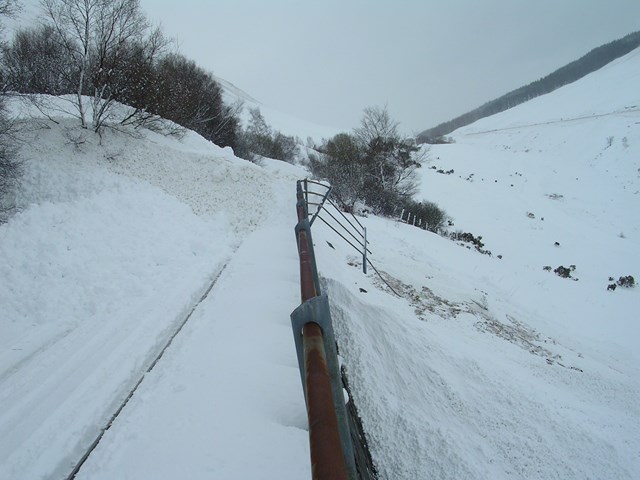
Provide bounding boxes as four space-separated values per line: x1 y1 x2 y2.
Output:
307 185 399 297
291 179 378 480
291 180 355 480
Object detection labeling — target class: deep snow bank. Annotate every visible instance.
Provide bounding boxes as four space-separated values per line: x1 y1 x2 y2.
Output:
0 102 282 478
311 209 638 479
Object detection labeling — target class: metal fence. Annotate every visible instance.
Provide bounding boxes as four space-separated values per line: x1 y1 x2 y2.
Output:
301 179 398 296
290 179 377 480
301 179 370 273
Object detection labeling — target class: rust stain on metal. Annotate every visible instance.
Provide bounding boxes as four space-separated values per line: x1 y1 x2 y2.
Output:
298 229 317 301
303 322 349 480
297 203 307 222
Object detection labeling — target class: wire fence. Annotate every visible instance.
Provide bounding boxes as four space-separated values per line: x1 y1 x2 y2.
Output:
301 179 400 296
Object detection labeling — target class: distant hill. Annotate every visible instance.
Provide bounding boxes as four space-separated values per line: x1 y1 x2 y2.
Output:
417 30 640 144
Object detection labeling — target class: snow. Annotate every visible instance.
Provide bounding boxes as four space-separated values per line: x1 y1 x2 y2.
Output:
1 49 639 479
315 214 638 479
0 116 238 479
216 75 341 142
75 185 311 479
312 47 639 479
415 49 640 358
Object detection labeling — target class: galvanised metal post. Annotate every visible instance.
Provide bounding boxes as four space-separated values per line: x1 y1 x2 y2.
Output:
363 227 367 275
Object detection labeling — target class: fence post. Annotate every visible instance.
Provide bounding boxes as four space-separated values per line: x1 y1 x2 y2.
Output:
362 227 367 275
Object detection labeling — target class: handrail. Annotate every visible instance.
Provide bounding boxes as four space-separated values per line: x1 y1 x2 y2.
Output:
300 179 400 297
303 179 333 227
292 180 355 480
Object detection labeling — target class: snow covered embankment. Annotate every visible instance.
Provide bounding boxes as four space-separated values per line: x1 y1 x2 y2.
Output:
0 111 294 479
309 49 640 480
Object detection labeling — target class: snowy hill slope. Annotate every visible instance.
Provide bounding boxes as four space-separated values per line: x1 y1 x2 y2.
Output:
416 47 640 355
308 48 639 478
216 74 340 142
0 49 638 480
0 102 312 479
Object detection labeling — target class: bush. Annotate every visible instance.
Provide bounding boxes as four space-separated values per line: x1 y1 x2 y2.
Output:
549 264 577 280
266 131 298 163
235 108 298 163
617 275 635 288
309 140 365 211
2 12 242 147
554 266 572 278
310 106 424 214
2 24 74 95
448 230 492 256
151 54 241 148
401 199 449 233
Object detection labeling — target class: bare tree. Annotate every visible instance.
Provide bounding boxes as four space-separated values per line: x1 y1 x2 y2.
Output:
0 0 21 221
0 0 19 24
354 106 422 211
0 95 19 221
2 25 74 94
40 0 150 131
115 27 170 128
354 106 400 148
151 53 241 147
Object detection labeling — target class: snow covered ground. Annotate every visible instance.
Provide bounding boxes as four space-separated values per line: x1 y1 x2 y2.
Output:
1 49 639 479
216 74 341 142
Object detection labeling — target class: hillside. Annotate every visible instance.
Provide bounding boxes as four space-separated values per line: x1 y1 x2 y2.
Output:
418 31 640 143
317 48 639 478
215 75 340 142
0 49 639 480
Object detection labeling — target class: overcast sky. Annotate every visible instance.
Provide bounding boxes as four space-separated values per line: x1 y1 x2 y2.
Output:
11 0 640 134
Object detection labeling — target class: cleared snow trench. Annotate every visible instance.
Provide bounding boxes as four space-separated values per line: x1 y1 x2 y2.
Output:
66 261 230 479
72 194 311 480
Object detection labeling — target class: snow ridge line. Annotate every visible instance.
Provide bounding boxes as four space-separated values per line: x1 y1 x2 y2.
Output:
64 260 231 480
465 106 640 135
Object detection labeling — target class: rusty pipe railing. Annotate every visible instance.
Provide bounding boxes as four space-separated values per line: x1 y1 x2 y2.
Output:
291 180 356 480
297 228 317 300
303 321 348 479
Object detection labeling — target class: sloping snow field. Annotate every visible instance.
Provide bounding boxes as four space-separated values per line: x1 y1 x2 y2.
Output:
1 50 639 479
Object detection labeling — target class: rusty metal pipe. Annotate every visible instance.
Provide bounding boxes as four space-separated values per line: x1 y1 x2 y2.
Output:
296 181 352 479
298 228 317 301
297 203 307 223
303 321 349 480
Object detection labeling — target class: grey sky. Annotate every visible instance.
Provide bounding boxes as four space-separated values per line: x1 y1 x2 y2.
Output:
10 1 640 135
137 0 640 134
